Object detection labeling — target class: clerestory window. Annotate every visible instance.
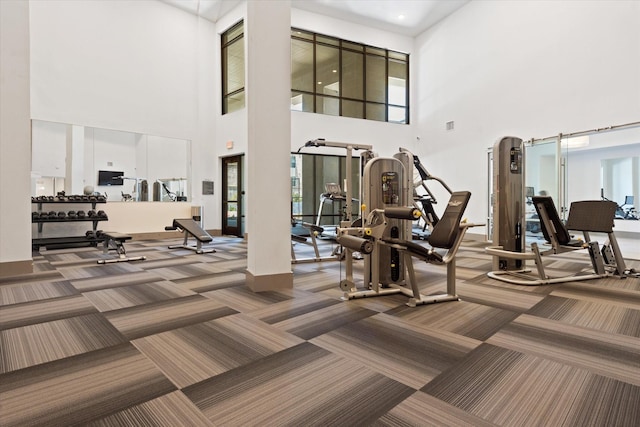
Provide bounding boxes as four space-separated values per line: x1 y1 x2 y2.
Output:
291 28 409 124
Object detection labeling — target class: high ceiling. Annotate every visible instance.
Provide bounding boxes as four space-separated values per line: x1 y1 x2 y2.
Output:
162 0 470 37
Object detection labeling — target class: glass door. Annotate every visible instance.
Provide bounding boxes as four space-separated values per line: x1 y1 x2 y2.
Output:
222 155 243 237
524 138 560 244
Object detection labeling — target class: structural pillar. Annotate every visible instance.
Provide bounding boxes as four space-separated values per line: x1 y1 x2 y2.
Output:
245 0 293 291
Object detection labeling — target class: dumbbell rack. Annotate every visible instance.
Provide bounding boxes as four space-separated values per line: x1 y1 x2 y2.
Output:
32 196 108 250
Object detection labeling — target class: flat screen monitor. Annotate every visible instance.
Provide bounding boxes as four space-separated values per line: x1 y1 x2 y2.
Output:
625 195 634 205
98 170 124 186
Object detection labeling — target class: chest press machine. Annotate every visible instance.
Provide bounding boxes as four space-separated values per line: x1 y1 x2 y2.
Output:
336 155 479 307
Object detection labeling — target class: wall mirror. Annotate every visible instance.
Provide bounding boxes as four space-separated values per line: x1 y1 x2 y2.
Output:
31 120 190 202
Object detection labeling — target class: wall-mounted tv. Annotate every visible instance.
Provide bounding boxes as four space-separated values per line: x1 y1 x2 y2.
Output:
98 170 124 186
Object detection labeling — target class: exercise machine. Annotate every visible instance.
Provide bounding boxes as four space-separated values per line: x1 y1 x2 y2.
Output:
97 232 146 264
297 138 374 228
291 222 340 263
336 155 479 307
397 147 453 238
165 218 216 254
486 136 633 284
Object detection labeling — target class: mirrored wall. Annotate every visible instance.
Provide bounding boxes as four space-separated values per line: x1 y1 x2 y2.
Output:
523 124 640 243
31 120 190 202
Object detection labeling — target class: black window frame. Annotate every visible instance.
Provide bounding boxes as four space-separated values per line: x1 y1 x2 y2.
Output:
291 28 409 124
222 20 245 115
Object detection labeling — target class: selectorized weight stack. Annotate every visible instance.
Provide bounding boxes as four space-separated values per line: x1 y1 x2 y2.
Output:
492 136 525 271
362 157 410 286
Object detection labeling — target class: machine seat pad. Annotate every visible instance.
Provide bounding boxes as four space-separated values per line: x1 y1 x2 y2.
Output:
103 232 131 241
428 191 471 249
383 238 444 263
565 200 617 233
532 196 572 245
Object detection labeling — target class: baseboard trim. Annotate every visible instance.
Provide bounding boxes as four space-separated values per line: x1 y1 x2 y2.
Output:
246 270 293 292
0 259 33 277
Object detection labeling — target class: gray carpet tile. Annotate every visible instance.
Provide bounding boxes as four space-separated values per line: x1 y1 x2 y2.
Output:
83 280 196 312
174 271 247 293
373 391 497 427
133 313 304 388
0 294 97 330
183 342 415 426
71 270 166 292
527 294 640 337
388 299 521 341
1 235 638 426
104 294 238 340
0 343 177 426
0 279 77 305
312 313 481 389
487 314 640 385
1 313 127 373
422 343 640 426
257 295 378 340
86 391 214 426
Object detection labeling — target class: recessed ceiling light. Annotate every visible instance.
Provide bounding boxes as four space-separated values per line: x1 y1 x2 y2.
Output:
317 81 322 85
332 69 337 73
398 14 405 20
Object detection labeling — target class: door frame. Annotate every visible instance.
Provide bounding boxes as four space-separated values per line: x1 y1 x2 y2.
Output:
221 154 244 237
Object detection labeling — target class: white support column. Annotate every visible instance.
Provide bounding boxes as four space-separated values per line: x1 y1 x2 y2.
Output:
66 125 85 195
245 0 292 291
0 0 32 276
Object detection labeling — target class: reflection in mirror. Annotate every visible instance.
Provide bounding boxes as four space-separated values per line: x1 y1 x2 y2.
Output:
601 155 639 220
31 120 190 202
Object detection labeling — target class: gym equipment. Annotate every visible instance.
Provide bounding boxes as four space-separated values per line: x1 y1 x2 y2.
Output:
298 138 374 227
97 232 146 264
291 222 342 263
397 148 453 239
486 136 635 283
490 136 525 272
315 183 359 229
165 218 216 254
485 197 628 284
336 154 479 307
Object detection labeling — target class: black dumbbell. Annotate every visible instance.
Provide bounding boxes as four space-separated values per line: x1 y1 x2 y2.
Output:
32 211 39 219
97 210 107 218
77 210 86 218
57 211 66 219
67 210 77 219
87 210 96 217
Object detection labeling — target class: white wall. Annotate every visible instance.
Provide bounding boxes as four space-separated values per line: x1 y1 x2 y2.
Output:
30 0 199 139
414 0 640 233
29 0 217 225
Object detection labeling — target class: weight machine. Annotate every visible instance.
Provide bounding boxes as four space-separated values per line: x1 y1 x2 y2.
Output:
486 136 634 284
335 155 479 307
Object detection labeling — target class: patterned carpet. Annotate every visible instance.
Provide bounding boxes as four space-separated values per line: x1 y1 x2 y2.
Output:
1 236 639 426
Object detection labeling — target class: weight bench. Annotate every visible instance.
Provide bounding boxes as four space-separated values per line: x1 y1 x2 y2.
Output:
486 197 620 285
97 232 146 264
165 218 216 254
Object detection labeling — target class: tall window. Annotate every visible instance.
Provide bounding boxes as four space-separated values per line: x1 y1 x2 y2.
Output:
291 28 409 124
222 21 245 114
